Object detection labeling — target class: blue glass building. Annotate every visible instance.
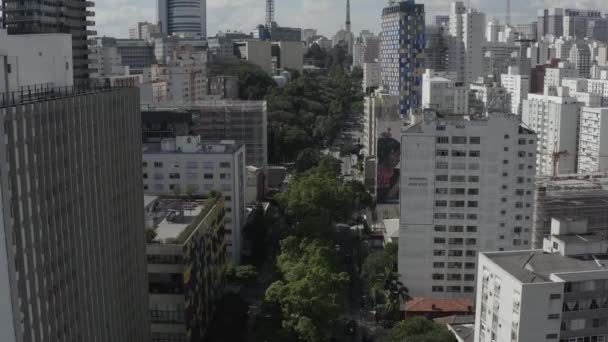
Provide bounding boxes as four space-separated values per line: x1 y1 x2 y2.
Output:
380 0 426 121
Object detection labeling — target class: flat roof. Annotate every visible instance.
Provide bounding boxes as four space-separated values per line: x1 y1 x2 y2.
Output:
143 142 238 154
148 198 216 244
485 250 608 284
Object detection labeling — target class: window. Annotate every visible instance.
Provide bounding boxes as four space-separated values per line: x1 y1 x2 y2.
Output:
447 286 461 293
518 138 526 145
436 162 449 169
154 162 163 168
470 137 481 144
451 176 466 182
204 173 213 179
467 214 478 220
504 134 510 139
437 136 449 144
436 150 449 156
465 262 475 269
436 175 449 182
434 225 446 232
545 334 558 339
448 250 463 257
450 201 465 208
467 201 478 208
503 160 509 165
432 274 444 280
465 250 476 257
447 274 462 281
469 151 480 157
464 274 475 281
452 136 467 144
143 162 148 168
219 162 231 168
547 314 560 319
434 238 446 244
432 286 444 292
220 173 231 180
449 226 464 233
169 173 180 179
433 262 445 269
464 286 474 293
450 213 465 220
433 250 445 256
434 213 447 219
504 147 509 152
143 173 148 179
448 238 463 245
466 226 477 233
452 150 467 157
549 294 561 300
468 176 479 183
435 200 448 207
450 188 465 195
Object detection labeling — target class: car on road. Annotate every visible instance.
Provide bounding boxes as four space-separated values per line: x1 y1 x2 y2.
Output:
345 320 357 335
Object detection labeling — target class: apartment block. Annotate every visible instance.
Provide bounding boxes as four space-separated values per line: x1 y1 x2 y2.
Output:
522 87 581 176
147 196 226 342
362 62 380 91
399 112 536 299
579 108 608 173
475 218 608 342
0 85 150 342
448 2 485 84
91 37 155 75
501 66 530 116
422 70 468 115
544 62 579 89
469 78 510 115
142 137 246 264
570 42 592 79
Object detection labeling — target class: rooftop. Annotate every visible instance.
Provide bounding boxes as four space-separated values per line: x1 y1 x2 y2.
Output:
143 136 239 154
484 250 608 284
148 197 219 244
405 297 473 313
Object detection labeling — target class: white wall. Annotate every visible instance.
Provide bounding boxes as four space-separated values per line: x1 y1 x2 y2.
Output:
0 191 16 342
0 29 73 92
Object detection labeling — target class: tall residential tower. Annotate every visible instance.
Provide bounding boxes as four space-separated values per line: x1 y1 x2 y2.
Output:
380 0 425 121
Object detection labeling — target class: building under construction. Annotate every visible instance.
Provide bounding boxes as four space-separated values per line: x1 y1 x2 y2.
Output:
533 173 608 247
144 101 268 170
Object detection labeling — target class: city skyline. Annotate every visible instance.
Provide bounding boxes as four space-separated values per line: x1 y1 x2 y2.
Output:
94 0 608 38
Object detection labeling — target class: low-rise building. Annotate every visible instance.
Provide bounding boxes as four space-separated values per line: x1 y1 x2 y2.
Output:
147 196 226 342
142 137 246 264
235 40 272 74
474 218 608 342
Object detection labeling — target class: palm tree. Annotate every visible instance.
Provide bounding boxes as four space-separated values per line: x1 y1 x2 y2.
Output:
372 268 410 321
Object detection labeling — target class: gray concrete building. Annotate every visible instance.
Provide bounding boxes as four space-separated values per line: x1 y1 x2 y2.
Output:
0 84 150 342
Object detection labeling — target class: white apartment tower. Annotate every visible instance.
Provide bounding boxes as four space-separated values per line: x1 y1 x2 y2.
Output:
448 2 485 84
501 66 530 116
579 107 608 173
475 218 608 342
522 87 581 176
142 137 246 264
544 62 579 89
399 112 537 298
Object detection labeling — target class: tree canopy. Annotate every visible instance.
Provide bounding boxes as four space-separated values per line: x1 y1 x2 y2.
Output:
265 237 349 342
389 317 457 342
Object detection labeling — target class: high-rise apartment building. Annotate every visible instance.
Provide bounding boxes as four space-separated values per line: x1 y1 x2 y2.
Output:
142 138 246 264
475 218 608 342
399 111 537 298
522 87 581 176
157 0 207 38
448 2 485 84
425 25 448 72
129 21 161 40
501 66 530 116
0 83 150 341
380 0 425 120
569 42 592 79
469 78 510 115
537 8 565 38
90 37 155 76
1 0 95 84
579 107 608 173
544 61 579 89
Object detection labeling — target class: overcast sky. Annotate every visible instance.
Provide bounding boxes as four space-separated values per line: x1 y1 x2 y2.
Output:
94 0 608 38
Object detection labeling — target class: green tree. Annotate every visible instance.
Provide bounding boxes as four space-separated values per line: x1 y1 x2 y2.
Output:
145 228 158 243
389 317 457 342
294 148 321 173
226 265 259 285
265 237 349 342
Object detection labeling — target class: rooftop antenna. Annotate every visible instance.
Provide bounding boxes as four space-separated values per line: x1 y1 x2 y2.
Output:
506 0 511 26
266 0 274 29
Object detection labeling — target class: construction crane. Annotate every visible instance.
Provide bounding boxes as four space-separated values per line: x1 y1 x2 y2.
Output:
539 151 608 179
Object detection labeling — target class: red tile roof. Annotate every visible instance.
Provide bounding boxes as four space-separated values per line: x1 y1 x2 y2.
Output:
405 297 473 313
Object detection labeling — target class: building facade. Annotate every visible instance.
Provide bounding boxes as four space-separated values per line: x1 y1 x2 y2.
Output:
0 85 150 342
399 112 537 298
1 0 93 83
448 2 485 84
475 218 608 342
579 107 608 173
570 42 592 79
147 196 226 342
522 87 581 176
142 138 246 264
501 66 530 116
421 70 468 115
157 0 206 37
380 0 425 120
